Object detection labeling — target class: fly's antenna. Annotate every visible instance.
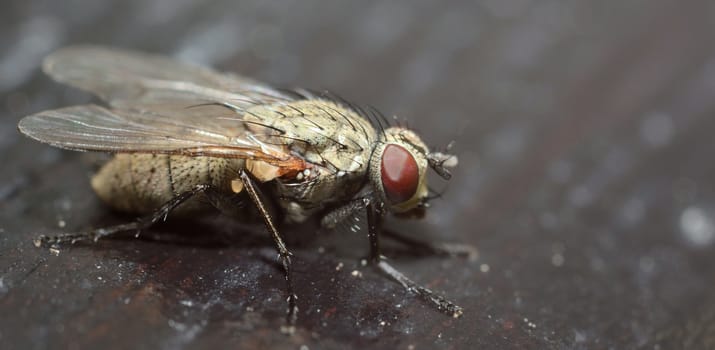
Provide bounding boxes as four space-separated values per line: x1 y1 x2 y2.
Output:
427 141 458 180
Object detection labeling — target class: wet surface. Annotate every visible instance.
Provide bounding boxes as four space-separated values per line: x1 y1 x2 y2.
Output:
3 1 715 349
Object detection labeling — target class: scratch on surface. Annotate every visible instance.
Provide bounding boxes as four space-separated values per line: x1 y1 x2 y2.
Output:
21 258 46 282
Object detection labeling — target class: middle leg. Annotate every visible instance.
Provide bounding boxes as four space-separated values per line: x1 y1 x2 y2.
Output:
238 169 298 333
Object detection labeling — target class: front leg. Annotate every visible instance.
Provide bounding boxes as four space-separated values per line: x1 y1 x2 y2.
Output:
365 198 464 318
322 196 464 317
323 198 476 259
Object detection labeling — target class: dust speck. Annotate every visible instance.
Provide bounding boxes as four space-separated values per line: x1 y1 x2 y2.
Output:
480 264 490 273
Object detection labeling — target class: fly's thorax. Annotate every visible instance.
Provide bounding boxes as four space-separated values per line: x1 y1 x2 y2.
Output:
243 99 376 176
240 99 382 222
369 127 430 212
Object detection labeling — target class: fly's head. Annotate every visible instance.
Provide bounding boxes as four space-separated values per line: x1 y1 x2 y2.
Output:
369 127 458 215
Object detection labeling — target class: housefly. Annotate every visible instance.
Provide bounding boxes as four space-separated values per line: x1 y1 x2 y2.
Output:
18 46 470 331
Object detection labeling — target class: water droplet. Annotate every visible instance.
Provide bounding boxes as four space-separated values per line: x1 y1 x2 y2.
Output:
680 207 715 246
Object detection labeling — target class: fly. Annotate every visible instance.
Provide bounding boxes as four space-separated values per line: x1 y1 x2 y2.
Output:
17 46 472 332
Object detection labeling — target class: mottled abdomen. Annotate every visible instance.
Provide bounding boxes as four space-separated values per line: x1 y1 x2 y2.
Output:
91 154 243 213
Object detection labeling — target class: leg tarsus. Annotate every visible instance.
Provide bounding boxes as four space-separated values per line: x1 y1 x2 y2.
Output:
375 259 463 318
34 222 143 247
33 184 211 248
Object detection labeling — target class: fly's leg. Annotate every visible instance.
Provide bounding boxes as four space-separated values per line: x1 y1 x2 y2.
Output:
238 170 297 333
34 184 212 248
375 259 463 318
320 197 370 229
324 197 464 317
366 199 464 318
322 198 476 258
366 200 384 263
381 229 478 259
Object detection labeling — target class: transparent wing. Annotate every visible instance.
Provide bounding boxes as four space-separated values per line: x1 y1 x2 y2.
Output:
18 104 305 169
42 46 294 111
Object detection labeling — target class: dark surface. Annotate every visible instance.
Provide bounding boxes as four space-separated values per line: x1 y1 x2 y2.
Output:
2 1 715 349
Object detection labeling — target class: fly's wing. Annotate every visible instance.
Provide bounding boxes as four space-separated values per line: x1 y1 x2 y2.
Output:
20 46 310 172
18 104 306 173
42 46 294 111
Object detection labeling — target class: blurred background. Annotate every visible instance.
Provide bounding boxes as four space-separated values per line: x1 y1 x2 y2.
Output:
2 0 715 349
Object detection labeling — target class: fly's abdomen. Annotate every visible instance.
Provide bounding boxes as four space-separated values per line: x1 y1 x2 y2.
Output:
91 154 243 213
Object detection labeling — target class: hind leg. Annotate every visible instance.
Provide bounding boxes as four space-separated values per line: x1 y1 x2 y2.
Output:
34 184 214 247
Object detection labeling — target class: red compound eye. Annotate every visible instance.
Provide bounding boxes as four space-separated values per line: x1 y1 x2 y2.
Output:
381 144 419 204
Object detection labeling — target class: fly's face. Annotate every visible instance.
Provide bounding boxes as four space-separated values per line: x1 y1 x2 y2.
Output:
369 127 458 213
